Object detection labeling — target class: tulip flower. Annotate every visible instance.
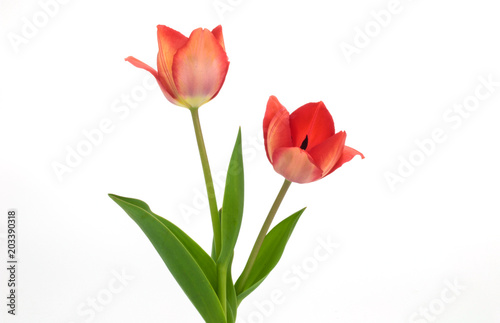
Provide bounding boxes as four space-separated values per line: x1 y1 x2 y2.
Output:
125 25 229 109
263 95 364 183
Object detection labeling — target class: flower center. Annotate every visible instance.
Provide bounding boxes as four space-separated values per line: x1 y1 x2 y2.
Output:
300 135 309 150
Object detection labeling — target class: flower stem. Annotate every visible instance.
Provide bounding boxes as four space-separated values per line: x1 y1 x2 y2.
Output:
236 179 292 292
217 260 228 316
189 108 221 258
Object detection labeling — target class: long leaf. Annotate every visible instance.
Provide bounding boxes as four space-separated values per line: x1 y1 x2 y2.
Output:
153 213 218 289
211 209 222 261
226 254 238 323
235 208 306 304
109 194 225 323
219 129 244 264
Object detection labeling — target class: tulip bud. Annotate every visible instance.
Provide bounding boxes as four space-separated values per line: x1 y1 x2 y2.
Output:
126 25 229 109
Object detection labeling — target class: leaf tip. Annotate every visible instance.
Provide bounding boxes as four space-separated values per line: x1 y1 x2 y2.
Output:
108 194 123 203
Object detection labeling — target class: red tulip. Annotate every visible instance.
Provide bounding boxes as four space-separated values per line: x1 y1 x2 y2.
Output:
263 96 364 183
125 25 229 109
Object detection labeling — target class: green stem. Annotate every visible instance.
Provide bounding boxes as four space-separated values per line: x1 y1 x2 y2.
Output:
217 261 228 317
236 179 292 292
189 108 221 258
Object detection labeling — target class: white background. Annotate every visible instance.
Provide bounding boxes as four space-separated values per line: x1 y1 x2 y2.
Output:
1 0 500 322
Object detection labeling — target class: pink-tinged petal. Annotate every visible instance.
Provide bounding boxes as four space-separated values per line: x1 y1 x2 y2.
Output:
211 25 226 51
264 96 286 135
327 145 365 175
272 147 323 184
125 56 158 77
125 56 181 106
263 96 290 161
266 108 292 163
205 25 229 102
207 61 230 102
172 28 230 108
308 131 347 176
289 101 335 150
156 25 189 104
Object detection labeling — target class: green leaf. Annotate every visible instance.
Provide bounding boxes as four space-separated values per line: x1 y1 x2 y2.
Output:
153 213 218 289
235 208 306 304
109 194 225 323
211 237 217 261
211 209 222 261
219 129 244 264
226 254 238 323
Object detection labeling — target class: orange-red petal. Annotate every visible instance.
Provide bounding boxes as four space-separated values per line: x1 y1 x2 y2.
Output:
327 145 365 175
125 56 158 77
156 25 189 104
264 96 291 161
289 101 335 150
272 147 323 184
125 56 180 105
207 25 229 101
308 131 347 176
266 108 292 163
172 28 229 108
211 25 226 51
264 96 286 134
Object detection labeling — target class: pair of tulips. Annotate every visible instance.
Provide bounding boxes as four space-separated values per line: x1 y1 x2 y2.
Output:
110 24 363 323
126 25 363 183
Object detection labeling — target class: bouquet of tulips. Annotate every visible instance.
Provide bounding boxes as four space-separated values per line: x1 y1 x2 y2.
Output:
109 25 363 323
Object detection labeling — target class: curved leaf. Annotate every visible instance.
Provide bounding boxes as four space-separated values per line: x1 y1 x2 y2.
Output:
236 208 306 303
219 128 244 264
109 194 225 323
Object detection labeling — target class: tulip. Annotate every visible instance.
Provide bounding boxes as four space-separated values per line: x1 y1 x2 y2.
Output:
263 96 364 183
125 25 229 109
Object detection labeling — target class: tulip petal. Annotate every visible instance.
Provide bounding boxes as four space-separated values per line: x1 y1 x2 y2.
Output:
156 25 189 105
211 25 226 51
125 56 180 106
266 108 292 163
263 96 286 136
264 96 292 162
289 101 335 150
125 56 158 77
327 145 365 175
308 131 347 176
207 26 227 102
272 147 323 184
172 28 229 108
